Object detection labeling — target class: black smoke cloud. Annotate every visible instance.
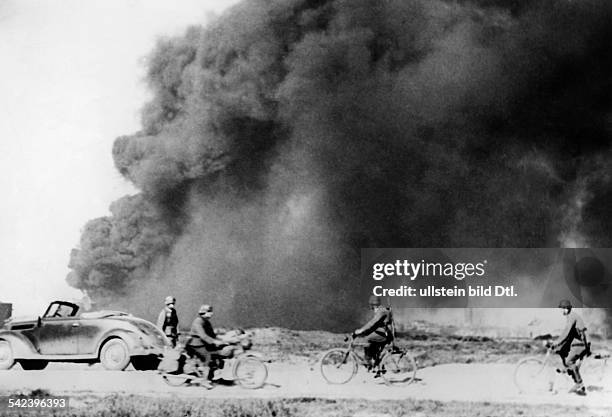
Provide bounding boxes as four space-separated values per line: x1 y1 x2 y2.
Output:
68 0 611 330
67 195 175 296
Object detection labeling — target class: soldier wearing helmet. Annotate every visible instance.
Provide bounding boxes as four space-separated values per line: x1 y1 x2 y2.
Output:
156 296 179 347
185 304 226 387
549 299 590 396
352 295 394 374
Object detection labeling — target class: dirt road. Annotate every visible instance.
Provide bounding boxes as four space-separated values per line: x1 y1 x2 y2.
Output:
1 362 611 411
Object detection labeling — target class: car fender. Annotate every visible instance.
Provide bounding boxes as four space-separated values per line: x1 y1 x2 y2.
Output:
95 329 141 357
0 331 38 359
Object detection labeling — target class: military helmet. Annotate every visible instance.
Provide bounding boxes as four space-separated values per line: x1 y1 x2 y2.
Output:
368 295 382 307
165 296 176 305
198 304 213 315
558 299 572 309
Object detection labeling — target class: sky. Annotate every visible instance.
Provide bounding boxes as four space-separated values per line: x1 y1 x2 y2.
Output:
0 0 239 316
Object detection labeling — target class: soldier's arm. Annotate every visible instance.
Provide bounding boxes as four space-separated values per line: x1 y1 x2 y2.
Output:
355 310 385 336
195 322 224 345
576 315 587 332
192 321 217 344
554 316 576 350
156 311 165 330
575 315 588 343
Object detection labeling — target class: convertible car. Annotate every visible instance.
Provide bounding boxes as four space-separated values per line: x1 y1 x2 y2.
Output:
0 301 170 371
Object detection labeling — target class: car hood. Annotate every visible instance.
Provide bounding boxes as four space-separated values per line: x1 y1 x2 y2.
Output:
3 315 36 326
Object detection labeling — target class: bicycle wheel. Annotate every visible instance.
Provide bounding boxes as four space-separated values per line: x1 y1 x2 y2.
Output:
232 356 268 389
380 350 417 385
320 349 358 384
514 357 554 394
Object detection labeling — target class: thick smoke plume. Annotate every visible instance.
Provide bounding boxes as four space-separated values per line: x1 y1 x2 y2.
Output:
68 0 611 330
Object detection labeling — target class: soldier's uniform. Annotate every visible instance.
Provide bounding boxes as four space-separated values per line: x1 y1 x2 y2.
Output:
187 316 218 350
157 306 179 347
355 306 394 368
554 310 589 391
186 315 220 381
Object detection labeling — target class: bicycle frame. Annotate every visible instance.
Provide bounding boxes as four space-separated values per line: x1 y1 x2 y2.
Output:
319 335 417 385
540 347 554 368
341 337 404 371
343 339 368 367
513 345 603 394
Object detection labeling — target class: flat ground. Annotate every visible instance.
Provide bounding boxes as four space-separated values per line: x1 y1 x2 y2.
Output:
1 328 611 416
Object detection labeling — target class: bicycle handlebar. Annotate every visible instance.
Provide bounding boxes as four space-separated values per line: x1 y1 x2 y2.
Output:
343 334 356 348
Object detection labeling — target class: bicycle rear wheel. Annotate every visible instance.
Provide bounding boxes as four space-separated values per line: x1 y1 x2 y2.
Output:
380 350 417 385
320 349 358 384
514 357 554 394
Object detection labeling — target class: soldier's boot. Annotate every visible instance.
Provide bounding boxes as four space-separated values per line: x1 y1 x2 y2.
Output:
566 368 576 382
569 383 586 395
567 368 584 395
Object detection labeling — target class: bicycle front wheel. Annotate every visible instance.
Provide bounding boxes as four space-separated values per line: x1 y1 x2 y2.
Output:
320 349 358 384
380 351 417 385
514 357 554 394
232 356 268 389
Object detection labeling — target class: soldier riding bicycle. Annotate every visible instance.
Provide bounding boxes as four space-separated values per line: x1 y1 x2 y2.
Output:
352 295 395 377
184 303 243 388
160 303 267 389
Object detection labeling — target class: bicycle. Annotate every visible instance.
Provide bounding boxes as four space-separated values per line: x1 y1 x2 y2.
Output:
160 331 268 389
514 343 610 394
319 335 417 385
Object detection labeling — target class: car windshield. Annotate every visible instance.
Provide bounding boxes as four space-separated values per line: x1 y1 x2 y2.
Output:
44 302 78 318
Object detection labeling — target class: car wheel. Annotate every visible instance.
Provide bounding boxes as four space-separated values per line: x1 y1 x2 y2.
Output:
131 355 161 371
0 340 15 370
19 360 48 370
100 338 130 371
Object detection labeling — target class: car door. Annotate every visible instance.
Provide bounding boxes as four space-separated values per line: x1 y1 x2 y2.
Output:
36 317 79 355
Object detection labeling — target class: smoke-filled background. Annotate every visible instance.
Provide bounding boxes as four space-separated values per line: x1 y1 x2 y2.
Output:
67 0 611 330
